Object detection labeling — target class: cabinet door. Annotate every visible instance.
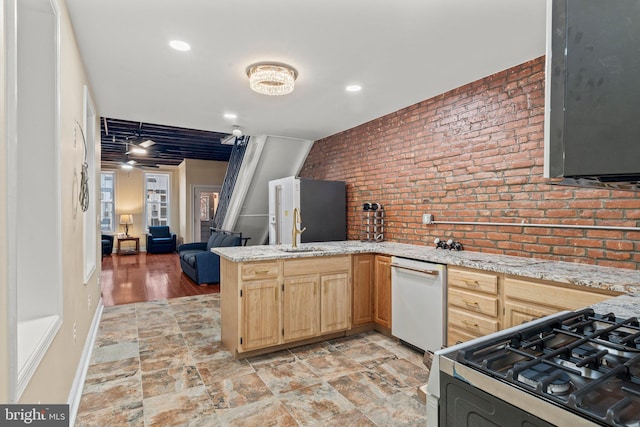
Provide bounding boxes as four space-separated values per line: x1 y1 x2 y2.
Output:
241 279 281 351
374 255 392 328
503 301 559 329
352 255 374 326
321 272 350 333
283 275 320 342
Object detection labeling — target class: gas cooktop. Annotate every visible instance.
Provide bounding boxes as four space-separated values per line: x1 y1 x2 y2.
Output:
456 309 640 426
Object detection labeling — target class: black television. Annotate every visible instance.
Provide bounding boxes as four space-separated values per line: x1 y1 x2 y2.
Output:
545 0 640 190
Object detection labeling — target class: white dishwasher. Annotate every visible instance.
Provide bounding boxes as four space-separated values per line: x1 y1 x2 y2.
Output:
391 257 446 353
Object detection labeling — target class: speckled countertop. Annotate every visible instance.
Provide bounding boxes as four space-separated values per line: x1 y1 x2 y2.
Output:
213 240 640 294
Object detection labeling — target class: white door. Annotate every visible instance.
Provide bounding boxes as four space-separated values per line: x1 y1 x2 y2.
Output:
193 185 221 242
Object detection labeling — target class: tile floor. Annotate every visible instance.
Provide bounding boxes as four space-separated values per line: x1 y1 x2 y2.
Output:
75 294 429 426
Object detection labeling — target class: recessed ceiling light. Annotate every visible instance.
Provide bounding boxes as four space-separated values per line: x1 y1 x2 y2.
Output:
224 113 237 120
346 85 362 92
121 164 134 170
169 40 191 52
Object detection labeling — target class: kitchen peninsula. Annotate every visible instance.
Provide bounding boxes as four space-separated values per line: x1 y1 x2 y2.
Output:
214 241 640 358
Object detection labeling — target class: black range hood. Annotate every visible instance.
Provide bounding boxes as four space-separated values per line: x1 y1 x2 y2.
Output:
545 0 640 191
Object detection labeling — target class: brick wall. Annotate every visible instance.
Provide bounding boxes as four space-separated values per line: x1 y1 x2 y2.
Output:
300 56 640 270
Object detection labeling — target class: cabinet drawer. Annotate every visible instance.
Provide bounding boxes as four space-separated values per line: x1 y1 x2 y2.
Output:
448 268 498 295
448 307 499 336
504 277 614 311
241 261 279 280
447 327 481 346
448 288 499 317
284 256 350 276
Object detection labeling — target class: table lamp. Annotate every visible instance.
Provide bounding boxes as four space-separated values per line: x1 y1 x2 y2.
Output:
119 214 133 237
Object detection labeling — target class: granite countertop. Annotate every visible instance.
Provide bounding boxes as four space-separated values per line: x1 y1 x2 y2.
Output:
213 240 640 294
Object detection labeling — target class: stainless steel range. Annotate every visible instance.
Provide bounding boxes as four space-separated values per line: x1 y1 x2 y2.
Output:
427 309 640 426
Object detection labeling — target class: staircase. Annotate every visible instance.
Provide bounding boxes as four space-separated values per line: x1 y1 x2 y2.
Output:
213 136 249 228
217 135 314 245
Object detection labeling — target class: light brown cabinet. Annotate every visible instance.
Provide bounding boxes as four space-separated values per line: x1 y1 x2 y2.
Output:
240 279 281 351
447 266 621 346
283 274 320 342
503 277 615 329
374 255 392 329
320 272 350 333
352 254 374 326
221 256 350 357
447 267 500 346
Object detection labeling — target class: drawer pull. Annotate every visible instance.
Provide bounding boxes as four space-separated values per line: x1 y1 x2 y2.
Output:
464 279 480 287
462 299 479 307
254 269 270 274
462 319 479 328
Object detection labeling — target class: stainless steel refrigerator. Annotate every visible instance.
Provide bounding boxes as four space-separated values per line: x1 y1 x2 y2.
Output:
268 176 346 245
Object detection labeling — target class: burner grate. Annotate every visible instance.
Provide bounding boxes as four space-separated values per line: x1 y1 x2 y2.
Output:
456 308 640 427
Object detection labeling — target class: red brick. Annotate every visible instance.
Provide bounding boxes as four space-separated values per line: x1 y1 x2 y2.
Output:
302 56 640 270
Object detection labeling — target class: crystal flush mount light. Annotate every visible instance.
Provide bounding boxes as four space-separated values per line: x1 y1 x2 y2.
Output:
246 62 298 96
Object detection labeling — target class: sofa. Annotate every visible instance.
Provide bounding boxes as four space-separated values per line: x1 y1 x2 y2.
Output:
102 234 114 256
178 230 242 285
146 226 177 254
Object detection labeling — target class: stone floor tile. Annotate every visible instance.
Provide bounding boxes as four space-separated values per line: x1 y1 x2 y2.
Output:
360 389 427 426
216 396 298 426
370 358 429 390
207 372 273 409
142 363 203 399
302 352 365 380
278 382 356 426
256 360 322 395
328 371 398 408
288 341 338 360
246 349 296 369
143 385 218 427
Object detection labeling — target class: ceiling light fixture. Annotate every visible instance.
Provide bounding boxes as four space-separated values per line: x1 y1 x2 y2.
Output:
169 40 191 52
246 62 298 96
129 147 147 155
346 84 362 92
224 113 237 120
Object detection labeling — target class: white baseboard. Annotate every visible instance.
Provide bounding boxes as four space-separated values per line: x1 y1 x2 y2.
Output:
67 298 104 426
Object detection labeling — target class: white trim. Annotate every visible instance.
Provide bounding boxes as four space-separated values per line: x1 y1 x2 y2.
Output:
83 85 97 284
68 299 103 427
8 0 63 401
16 316 62 398
6 0 20 403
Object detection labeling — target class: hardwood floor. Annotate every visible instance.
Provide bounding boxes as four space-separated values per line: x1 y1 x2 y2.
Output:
100 252 219 306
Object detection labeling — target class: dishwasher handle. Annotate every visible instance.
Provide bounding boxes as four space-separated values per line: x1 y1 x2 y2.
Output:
391 263 440 276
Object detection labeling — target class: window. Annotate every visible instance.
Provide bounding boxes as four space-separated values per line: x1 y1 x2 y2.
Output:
100 172 115 232
145 173 170 230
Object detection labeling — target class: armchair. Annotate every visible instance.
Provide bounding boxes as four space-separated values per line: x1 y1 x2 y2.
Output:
146 226 177 254
102 234 114 256
178 230 242 285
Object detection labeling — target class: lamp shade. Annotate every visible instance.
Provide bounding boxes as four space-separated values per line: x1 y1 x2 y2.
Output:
119 214 133 225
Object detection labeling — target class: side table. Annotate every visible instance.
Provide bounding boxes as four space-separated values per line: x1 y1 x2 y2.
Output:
117 236 140 255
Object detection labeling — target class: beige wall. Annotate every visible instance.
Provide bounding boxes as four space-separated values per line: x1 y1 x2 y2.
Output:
103 166 180 249
0 0 9 403
180 159 228 244
3 0 103 403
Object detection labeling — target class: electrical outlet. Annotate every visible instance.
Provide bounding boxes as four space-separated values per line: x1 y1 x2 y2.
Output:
422 214 434 224
88 294 92 310
73 322 77 344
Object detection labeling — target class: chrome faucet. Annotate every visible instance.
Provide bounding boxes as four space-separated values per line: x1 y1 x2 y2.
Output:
292 208 306 248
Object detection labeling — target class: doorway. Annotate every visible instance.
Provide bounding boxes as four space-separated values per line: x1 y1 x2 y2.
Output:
193 186 221 242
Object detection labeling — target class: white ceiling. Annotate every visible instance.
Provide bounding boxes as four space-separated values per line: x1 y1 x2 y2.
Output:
65 0 547 141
